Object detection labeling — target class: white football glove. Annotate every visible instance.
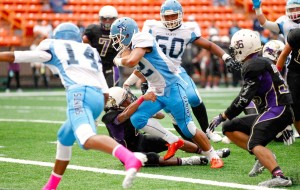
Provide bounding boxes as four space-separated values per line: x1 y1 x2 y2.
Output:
276 125 295 146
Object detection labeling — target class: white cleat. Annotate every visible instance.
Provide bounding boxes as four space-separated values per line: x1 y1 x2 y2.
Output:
222 136 231 144
207 131 222 142
122 153 147 189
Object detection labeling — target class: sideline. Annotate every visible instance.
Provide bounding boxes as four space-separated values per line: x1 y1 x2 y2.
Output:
0 157 285 190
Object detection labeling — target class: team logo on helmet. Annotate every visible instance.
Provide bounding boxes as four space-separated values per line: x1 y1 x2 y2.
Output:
117 22 127 32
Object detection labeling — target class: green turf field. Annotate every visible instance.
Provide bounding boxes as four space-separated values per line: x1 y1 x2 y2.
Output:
0 88 299 190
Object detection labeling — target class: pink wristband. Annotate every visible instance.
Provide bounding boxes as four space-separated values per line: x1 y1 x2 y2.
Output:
136 96 144 105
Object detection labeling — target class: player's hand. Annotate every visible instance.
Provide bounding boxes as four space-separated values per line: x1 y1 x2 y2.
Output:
277 125 295 146
207 114 226 133
224 57 241 73
123 84 130 91
140 82 148 95
143 91 156 102
252 0 261 9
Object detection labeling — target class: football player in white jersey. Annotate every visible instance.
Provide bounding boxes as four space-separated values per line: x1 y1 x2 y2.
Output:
137 0 238 142
110 17 224 169
252 0 300 136
0 23 147 189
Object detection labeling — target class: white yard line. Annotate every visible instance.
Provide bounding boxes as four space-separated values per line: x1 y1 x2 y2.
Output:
0 118 225 134
0 157 285 190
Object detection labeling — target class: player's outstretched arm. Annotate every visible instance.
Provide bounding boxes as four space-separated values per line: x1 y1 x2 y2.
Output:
0 52 15 62
276 43 292 72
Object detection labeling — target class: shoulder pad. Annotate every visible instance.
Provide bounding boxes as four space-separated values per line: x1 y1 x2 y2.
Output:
276 15 289 23
182 21 199 30
288 28 300 49
101 109 122 124
242 57 268 78
36 39 53 51
132 32 154 48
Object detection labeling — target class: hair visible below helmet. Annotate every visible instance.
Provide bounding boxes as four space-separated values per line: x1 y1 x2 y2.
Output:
106 87 136 109
52 22 82 42
160 0 183 29
286 0 300 21
99 5 118 30
262 40 285 61
230 29 262 62
109 17 139 51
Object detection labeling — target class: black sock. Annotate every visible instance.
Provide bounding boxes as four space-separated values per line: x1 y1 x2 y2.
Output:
272 166 284 177
192 102 209 132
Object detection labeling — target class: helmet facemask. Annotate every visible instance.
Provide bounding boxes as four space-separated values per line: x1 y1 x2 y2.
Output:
161 12 183 29
286 4 300 22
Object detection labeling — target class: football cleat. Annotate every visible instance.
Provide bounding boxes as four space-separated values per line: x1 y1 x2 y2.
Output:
221 136 231 144
164 139 184 160
123 152 147 189
249 158 265 177
215 148 231 158
206 131 223 142
258 176 292 187
210 158 224 169
185 156 209 165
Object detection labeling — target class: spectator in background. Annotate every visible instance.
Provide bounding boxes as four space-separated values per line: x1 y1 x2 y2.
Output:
228 20 240 38
260 29 271 45
208 21 219 37
33 20 53 38
213 0 229 6
40 0 51 12
30 34 49 89
49 0 72 13
76 20 85 36
5 47 22 93
182 16 201 77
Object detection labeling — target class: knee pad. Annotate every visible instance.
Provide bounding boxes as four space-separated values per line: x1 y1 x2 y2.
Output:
56 141 72 161
179 121 196 139
75 124 96 148
144 152 160 167
222 120 236 135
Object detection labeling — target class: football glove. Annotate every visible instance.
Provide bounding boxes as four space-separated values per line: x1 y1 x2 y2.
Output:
276 125 295 146
252 0 261 9
141 82 149 95
224 57 241 73
207 114 226 133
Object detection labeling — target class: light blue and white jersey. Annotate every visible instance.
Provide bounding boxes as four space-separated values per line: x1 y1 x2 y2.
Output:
276 15 300 43
36 39 108 91
142 20 200 71
131 32 187 96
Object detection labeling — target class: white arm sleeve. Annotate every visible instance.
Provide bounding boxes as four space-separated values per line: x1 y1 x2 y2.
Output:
14 50 52 63
262 20 280 34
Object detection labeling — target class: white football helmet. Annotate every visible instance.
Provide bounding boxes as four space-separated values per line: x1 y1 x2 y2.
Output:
230 29 262 62
286 0 300 21
106 87 136 109
262 40 285 61
160 0 183 29
99 5 118 30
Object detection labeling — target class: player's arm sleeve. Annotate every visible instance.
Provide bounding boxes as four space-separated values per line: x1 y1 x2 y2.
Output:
224 75 260 120
14 50 51 63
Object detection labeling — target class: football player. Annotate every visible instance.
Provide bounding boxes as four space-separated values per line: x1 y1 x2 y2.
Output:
277 28 300 140
252 0 300 135
102 87 231 166
140 0 240 142
0 23 147 189
110 17 224 169
208 29 293 188
82 5 119 87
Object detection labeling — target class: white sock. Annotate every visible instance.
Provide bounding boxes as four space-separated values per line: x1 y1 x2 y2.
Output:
201 147 219 161
181 157 190 165
142 118 179 144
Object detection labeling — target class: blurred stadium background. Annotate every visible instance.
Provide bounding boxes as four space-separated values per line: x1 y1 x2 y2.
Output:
0 0 286 89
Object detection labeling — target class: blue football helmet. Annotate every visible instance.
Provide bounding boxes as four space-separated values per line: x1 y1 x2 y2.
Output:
286 0 300 21
109 17 139 51
160 0 183 29
52 22 82 42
